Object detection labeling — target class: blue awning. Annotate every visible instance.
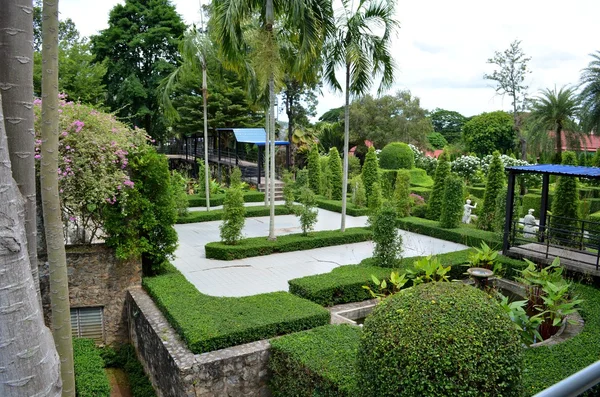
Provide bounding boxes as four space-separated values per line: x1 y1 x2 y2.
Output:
506 164 600 179
216 128 289 146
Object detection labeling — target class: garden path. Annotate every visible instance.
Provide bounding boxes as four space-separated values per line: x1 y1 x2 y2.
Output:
173 208 468 297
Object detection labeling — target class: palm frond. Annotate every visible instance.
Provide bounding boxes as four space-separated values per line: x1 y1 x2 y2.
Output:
579 51 600 133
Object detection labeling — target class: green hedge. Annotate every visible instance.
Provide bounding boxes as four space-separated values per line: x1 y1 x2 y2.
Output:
101 344 156 397
205 228 373 260
408 168 433 187
269 325 360 397
177 205 298 224
143 266 329 354
187 191 264 207
467 186 486 198
409 186 432 201
315 197 370 216
397 217 503 248
73 338 111 397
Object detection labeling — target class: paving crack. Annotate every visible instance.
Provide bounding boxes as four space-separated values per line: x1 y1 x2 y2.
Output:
308 255 341 267
199 264 252 271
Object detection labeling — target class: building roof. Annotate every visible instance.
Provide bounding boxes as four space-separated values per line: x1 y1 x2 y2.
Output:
215 128 289 146
506 164 600 179
549 131 600 152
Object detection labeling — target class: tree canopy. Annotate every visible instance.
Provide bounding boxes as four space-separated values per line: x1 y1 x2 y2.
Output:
462 111 515 156
579 51 600 134
428 108 468 143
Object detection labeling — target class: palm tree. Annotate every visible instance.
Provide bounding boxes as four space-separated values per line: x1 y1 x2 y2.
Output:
527 86 581 163
210 0 333 240
323 0 399 232
579 51 600 134
160 26 213 210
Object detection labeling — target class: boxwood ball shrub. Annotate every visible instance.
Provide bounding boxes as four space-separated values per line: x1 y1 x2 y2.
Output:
379 142 414 170
357 282 522 397
439 173 464 228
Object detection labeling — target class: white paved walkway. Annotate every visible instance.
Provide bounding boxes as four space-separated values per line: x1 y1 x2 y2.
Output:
173 208 468 297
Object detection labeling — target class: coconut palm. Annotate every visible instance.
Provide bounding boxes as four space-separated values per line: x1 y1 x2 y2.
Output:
527 86 582 163
160 26 213 210
210 0 333 240
323 0 399 231
579 51 600 134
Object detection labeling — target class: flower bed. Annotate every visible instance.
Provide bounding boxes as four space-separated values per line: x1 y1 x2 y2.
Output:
205 228 373 260
177 205 298 224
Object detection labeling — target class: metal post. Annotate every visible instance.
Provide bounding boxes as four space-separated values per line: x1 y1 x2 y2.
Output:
257 146 262 186
286 144 290 169
539 174 550 242
503 171 516 254
218 130 221 162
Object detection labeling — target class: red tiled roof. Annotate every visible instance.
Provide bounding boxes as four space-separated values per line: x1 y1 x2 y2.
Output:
549 131 600 151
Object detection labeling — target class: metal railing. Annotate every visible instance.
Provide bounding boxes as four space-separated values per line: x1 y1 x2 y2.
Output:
534 360 600 396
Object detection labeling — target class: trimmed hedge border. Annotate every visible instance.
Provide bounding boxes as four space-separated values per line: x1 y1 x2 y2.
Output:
143 265 329 354
205 227 373 260
397 216 503 248
187 191 264 207
315 197 370 216
73 338 111 397
177 205 298 224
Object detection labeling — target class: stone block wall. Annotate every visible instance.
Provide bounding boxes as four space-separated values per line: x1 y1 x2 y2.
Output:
39 244 141 345
127 288 271 397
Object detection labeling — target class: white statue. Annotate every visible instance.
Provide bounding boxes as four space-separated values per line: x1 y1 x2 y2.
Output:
462 199 477 224
523 208 538 237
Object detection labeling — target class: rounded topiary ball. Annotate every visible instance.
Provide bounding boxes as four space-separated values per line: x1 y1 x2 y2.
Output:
357 282 522 397
379 142 414 170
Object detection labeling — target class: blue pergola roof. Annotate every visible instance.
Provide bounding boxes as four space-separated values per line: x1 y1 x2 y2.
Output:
215 128 289 146
506 164 600 179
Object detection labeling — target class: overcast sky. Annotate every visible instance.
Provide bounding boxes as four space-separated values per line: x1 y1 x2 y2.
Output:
60 0 600 120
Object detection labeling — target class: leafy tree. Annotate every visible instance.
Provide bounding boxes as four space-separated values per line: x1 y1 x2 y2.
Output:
427 152 450 221
462 111 515 156
379 142 414 170
362 146 380 207
484 40 532 159
393 170 411 217
319 106 344 123
328 147 343 200
579 51 600 134
551 152 579 244
296 187 318 235
316 121 345 154
528 86 581 164
428 108 467 143
323 0 398 232
427 132 448 149
33 0 79 51
370 203 402 267
478 151 505 231
91 0 186 141
219 182 246 245
307 145 321 194
440 174 465 229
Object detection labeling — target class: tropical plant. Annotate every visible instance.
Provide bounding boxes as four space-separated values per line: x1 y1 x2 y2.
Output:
296 187 318 235
393 169 411 217
307 145 321 194
362 146 380 206
578 51 600 134
370 203 402 267
316 121 344 155
478 151 505 231
497 296 543 345
327 147 343 200
426 151 450 220
468 242 503 275
406 255 451 285
362 271 408 301
439 173 464 229
323 0 398 231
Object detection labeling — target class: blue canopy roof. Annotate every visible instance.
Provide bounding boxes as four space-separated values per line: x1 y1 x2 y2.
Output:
216 128 289 146
506 164 600 178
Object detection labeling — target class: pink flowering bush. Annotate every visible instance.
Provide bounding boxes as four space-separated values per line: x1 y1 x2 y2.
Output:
34 98 148 242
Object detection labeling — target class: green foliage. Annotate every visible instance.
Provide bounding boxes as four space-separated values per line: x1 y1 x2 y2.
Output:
494 188 519 234
370 204 402 267
307 146 321 194
357 282 523 397
397 217 503 248
462 111 515 156
297 187 318 235
580 51 600 134
426 131 448 149
406 255 451 285
229 167 242 188
368 181 383 213
319 156 329 197
408 168 434 187
143 266 329 354
295 168 309 192
393 170 411 217
178 205 298 224
348 155 361 178
269 325 361 397
195 159 207 196
219 185 246 245
439 173 465 228
350 176 367 208
426 152 450 220
362 146 380 204
206 228 372 260
171 171 189 218
363 271 408 300
551 151 580 243
327 147 343 200
73 339 110 397
428 108 467 143
187 191 264 207
479 151 505 231
103 146 179 274
315 197 370 217
100 345 156 397
378 142 414 170
282 171 296 211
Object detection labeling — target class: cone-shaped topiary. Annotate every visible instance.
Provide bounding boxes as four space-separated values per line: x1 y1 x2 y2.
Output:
426 151 450 220
551 151 579 244
358 282 522 397
319 155 329 196
478 151 505 231
328 147 343 200
362 146 380 207
379 142 414 170
368 181 383 213
370 203 402 267
351 175 367 208
440 173 464 228
307 145 321 194
393 169 411 217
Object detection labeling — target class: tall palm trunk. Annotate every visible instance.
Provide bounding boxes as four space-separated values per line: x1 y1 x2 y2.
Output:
0 0 41 306
341 63 351 232
264 107 270 206
266 0 276 240
556 124 563 157
202 61 210 210
41 0 75 395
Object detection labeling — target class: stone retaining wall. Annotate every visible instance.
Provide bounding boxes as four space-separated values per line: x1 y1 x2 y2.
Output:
127 288 271 397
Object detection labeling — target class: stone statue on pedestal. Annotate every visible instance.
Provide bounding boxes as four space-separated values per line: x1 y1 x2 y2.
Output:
523 208 538 237
462 199 477 224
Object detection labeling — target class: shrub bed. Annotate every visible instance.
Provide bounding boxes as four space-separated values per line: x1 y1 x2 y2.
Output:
397 216 502 247
101 344 156 397
143 265 329 354
177 205 298 224
187 191 264 207
205 228 373 260
409 186 432 201
269 325 360 397
315 197 369 216
73 338 111 397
